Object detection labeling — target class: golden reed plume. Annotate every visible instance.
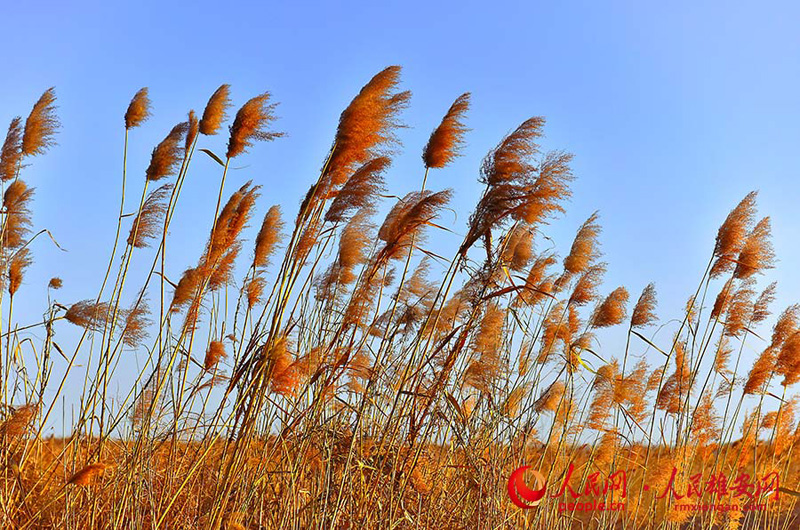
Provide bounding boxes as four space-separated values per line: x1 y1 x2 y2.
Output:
125 88 152 129
226 93 283 158
67 463 111 486
324 157 389 223
200 84 232 135
22 87 59 156
423 92 471 169
2 179 35 249
204 340 228 371
631 282 658 327
8 248 32 296
325 66 410 187
0 117 23 181
564 212 602 275
711 191 757 277
186 109 199 151
591 286 629 328
127 183 174 248
146 121 188 181
253 205 283 269
0 404 38 438
64 300 112 331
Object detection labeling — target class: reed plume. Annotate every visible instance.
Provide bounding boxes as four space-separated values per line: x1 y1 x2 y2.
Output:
591 286 629 328
714 336 733 375
743 346 777 395
2 179 35 249
67 463 110 486
65 300 111 331
631 282 658 327
8 248 32 296
376 189 452 264
324 157 389 223
127 183 173 247
170 267 202 313
0 117 22 181
186 109 199 150
776 331 800 387
338 212 372 281
422 93 471 169
533 380 566 413
656 342 692 414
253 205 283 269
463 117 573 255
145 122 189 181
263 338 299 396
125 88 151 129
48 277 62 289
246 277 265 308
723 280 754 338
711 191 757 277
205 340 227 371
22 87 59 156
711 278 734 319
569 263 606 306
520 253 557 305
0 404 38 438
500 224 534 271
199 84 231 135
752 281 777 324
121 298 151 347
733 216 775 279
465 305 505 393
203 182 260 289
325 66 410 187
226 93 283 159
564 212 602 275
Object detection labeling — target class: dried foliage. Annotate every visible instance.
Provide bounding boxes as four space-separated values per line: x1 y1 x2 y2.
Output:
0 75 797 530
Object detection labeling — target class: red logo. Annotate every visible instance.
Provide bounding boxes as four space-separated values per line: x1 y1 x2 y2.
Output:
508 466 547 508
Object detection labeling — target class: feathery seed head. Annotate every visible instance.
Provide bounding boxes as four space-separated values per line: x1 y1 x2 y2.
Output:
200 84 232 135
186 109 199 151
711 191 757 278
631 283 658 327
253 205 283 269
226 92 283 158
591 286 629 328
0 117 23 181
125 88 151 129
22 88 59 156
325 66 410 187
204 340 227 371
127 183 173 248
8 248 32 296
423 92 471 169
145 122 188 181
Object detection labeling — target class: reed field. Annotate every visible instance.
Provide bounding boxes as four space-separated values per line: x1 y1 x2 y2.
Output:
1 66 799 529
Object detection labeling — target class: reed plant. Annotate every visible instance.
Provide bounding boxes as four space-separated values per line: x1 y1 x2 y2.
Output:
0 67 798 529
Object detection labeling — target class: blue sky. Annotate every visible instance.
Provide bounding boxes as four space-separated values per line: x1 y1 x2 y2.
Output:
3 1 800 429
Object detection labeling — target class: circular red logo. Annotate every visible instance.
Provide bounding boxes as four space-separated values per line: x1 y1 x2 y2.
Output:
508 466 547 508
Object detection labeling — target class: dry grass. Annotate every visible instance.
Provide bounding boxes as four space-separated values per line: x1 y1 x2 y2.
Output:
0 69 798 529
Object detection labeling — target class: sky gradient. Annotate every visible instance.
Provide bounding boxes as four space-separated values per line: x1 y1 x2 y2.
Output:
3 1 800 431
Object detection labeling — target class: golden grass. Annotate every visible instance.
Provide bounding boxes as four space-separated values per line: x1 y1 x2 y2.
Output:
0 72 798 529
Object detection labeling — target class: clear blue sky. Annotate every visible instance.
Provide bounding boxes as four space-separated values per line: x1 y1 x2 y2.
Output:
3 1 800 428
